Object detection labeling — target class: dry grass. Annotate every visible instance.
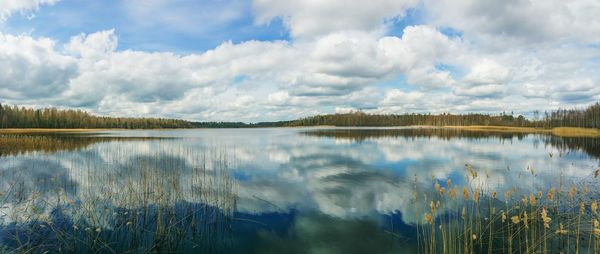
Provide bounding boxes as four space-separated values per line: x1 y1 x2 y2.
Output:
0 128 108 134
416 162 600 254
444 125 600 138
0 128 187 134
443 125 550 134
551 127 600 138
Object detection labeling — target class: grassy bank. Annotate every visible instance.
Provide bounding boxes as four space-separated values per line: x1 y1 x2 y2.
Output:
443 125 550 134
444 125 600 138
0 128 108 134
551 127 600 138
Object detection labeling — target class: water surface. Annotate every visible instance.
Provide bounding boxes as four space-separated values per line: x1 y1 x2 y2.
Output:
0 128 598 253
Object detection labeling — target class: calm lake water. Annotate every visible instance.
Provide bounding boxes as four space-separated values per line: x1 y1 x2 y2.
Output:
0 127 599 253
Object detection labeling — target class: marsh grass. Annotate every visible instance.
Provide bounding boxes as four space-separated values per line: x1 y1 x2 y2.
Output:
551 127 600 138
415 162 600 254
0 146 237 253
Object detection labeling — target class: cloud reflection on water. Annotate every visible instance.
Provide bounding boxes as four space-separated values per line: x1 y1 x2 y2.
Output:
1 128 599 229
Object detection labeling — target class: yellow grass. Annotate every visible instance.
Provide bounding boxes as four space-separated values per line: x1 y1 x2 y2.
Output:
551 127 600 138
0 128 107 134
444 125 600 138
443 125 550 134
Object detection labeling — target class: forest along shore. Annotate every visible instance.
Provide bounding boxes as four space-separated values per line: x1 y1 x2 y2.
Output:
2 102 600 133
2 126 600 138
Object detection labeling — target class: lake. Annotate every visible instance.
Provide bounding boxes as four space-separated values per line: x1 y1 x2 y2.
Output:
1 128 599 253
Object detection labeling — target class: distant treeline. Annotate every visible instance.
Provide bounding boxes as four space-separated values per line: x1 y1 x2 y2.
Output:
0 103 195 129
276 102 600 129
281 112 528 127
1 102 599 129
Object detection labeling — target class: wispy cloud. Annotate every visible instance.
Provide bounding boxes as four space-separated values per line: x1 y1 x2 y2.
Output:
0 0 59 21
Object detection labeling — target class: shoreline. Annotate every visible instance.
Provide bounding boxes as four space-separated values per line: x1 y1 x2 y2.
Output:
1 126 599 138
442 125 550 134
0 128 118 134
443 126 600 137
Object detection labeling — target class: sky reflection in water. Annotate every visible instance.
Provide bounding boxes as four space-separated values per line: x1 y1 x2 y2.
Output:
0 128 598 252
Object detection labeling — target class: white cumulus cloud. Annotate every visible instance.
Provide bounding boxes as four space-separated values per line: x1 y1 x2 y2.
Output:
1 1 599 120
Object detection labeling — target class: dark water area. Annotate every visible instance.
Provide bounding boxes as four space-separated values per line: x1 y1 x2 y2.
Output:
0 128 599 253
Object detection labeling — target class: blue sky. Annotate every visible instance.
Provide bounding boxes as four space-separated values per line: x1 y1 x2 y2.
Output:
0 0 599 122
3 0 290 53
